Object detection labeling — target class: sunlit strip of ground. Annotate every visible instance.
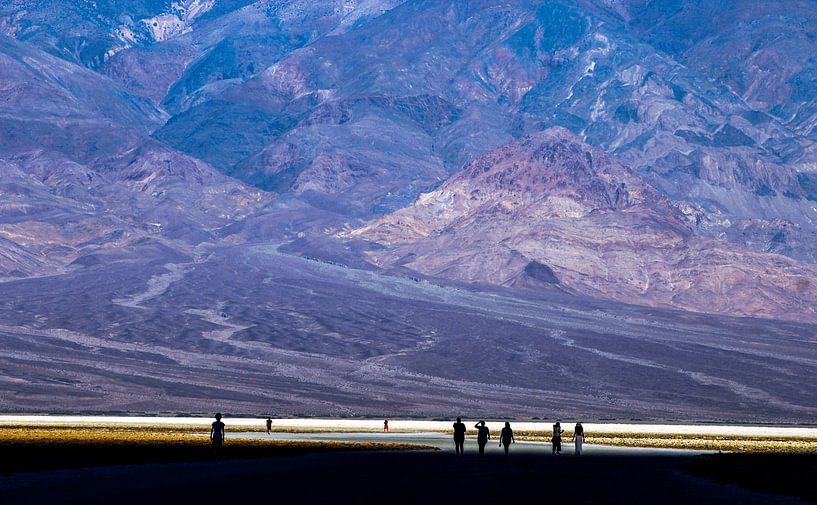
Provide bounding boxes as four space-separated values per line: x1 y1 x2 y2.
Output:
2 416 816 454
0 427 432 475
512 432 817 453
3 416 817 434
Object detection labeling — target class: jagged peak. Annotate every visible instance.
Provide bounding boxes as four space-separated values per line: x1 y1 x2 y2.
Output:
445 126 674 217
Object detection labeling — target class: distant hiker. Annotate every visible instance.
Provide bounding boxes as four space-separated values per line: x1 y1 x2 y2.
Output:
211 413 226 456
475 420 490 457
266 417 272 434
572 422 585 456
384 419 389 432
552 421 564 455
453 417 466 455
499 422 515 458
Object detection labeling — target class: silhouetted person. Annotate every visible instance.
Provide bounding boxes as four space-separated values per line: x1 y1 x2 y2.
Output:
499 422 515 458
211 413 225 456
453 417 466 455
475 420 490 457
384 419 389 432
552 421 563 455
572 422 585 456
266 417 272 434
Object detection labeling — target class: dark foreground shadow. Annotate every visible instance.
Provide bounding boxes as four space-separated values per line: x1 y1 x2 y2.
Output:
3 450 815 505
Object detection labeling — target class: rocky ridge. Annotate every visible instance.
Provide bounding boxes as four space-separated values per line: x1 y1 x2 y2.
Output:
352 128 817 322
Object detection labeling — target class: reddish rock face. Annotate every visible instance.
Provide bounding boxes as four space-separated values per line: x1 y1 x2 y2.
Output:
352 128 817 323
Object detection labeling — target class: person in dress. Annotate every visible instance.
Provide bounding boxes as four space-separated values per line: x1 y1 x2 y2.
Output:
572 422 585 456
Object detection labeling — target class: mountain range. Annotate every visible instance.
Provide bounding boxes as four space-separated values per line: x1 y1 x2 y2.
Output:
4 0 817 319
2 0 817 418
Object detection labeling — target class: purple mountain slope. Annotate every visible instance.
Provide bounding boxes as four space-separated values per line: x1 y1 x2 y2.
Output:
3 0 817 302
9 2 817 241
84 0 409 112
0 0 260 68
0 35 164 129
129 1 817 259
0 35 268 277
616 0 817 140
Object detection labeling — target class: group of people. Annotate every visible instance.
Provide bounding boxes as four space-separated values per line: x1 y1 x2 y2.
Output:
550 421 584 455
453 418 585 457
455 419 516 457
209 414 586 458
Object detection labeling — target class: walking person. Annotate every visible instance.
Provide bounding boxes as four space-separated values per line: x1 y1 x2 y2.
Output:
383 419 389 432
572 422 585 456
552 421 564 455
453 417 466 456
499 422 515 458
266 417 272 434
475 420 490 458
210 413 226 457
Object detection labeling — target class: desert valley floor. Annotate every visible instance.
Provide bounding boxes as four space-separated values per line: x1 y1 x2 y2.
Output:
1 242 816 422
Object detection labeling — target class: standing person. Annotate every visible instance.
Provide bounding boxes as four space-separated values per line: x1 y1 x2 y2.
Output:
453 417 466 456
475 420 490 457
552 421 564 455
266 417 272 434
383 419 389 432
499 422 515 458
572 422 585 456
210 413 226 456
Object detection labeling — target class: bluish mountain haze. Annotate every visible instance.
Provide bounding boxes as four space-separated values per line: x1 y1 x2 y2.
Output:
2 0 817 419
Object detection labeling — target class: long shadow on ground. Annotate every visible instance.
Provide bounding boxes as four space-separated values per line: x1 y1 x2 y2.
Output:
3 449 815 505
